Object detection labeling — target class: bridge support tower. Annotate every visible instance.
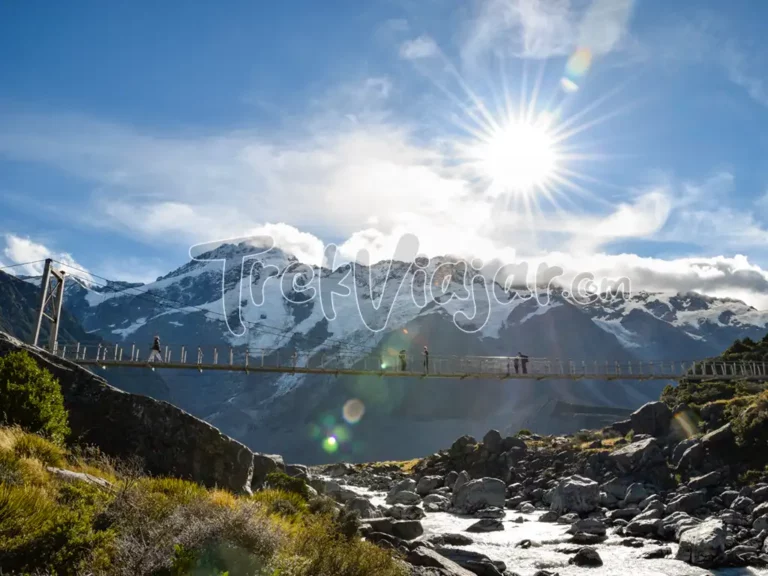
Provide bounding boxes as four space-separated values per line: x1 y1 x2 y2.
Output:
33 258 66 353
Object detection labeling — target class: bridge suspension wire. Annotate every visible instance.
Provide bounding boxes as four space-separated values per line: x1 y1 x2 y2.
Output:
55 262 383 355
0 259 48 272
52 339 768 383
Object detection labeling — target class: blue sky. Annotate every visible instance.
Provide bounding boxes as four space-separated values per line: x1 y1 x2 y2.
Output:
2 0 768 305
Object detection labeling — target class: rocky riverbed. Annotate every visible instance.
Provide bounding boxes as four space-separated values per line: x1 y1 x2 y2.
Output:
303 400 768 575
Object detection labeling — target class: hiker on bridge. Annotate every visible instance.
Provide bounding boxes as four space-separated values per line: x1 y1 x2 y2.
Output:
148 335 163 363
423 346 429 373
399 349 407 371
513 355 520 374
519 352 529 374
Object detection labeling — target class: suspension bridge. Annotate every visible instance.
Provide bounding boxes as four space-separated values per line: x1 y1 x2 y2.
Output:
23 258 768 383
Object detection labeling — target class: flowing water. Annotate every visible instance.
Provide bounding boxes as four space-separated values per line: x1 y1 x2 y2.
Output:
349 486 768 576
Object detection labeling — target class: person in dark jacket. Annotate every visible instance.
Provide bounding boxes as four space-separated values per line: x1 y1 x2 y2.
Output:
513 356 520 374
148 335 162 363
423 346 429 373
399 349 407 371
519 352 529 374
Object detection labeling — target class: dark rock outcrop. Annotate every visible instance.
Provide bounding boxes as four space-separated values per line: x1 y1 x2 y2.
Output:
0 332 255 494
630 401 672 438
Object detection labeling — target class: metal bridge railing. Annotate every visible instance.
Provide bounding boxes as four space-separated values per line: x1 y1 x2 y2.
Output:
52 341 768 381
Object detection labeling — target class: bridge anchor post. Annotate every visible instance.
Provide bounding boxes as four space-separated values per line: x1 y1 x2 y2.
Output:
33 258 66 353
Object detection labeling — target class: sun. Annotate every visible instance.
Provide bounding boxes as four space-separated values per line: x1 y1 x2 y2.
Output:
477 115 558 194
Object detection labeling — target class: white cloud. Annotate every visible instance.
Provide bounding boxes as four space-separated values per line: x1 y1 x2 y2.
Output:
1 234 93 282
462 0 634 63
399 35 440 60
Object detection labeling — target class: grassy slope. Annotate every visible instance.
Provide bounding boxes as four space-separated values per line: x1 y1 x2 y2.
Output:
0 426 406 576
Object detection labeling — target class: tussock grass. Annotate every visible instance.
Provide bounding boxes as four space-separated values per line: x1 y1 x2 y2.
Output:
0 425 406 575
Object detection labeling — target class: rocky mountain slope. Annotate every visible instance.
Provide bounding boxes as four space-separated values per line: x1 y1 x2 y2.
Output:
8 242 768 463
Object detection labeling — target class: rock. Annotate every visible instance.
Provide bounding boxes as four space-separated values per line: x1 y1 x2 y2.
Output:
642 546 672 559
389 491 422 506
466 519 504 533
252 453 285 489
347 497 381 519
417 476 444 496
474 507 505 519
285 463 310 481
672 438 699 465
326 462 354 477
423 493 451 511
625 518 662 537
721 490 741 507
677 442 705 471
519 502 535 514
568 518 606 536
623 483 648 505
557 513 579 524
445 471 459 490
0 333 261 495
659 512 702 541
388 478 417 499
753 486 768 503
701 423 735 449
406 547 476 576
610 419 633 436
515 539 532 549
388 504 426 521
632 508 663 522
368 518 424 540
667 491 706 514
620 538 645 548
550 475 599 515
482 429 503 453
600 476 629 500
434 548 507 576
721 510 749 527
676 518 726 567
688 471 722 491
453 478 506 514
754 502 768 518
731 496 756 514
539 510 559 522
428 533 474 546
453 471 471 494
630 401 672 437
450 436 478 455
570 532 605 545
568 547 603 567
607 507 640 521
502 436 527 452
609 438 665 473
46 467 113 489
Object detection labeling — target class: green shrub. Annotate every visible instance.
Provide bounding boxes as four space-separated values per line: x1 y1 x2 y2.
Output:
0 351 69 444
252 489 307 517
265 471 310 501
516 429 532 436
308 495 338 517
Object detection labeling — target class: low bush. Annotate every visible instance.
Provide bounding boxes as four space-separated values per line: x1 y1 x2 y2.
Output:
252 488 308 517
13 432 66 467
0 351 69 444
265 471 311 501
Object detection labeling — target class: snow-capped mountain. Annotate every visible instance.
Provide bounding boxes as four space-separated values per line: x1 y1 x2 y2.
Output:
52 242 768 463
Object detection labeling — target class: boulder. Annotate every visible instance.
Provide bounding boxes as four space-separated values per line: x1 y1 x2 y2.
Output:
754 501 768 518
502 436 527 452
388 478 417 499
367 518 424 540
701 423 735 449
600 476 629 500
453 478 506 514
753 485 768 503
519 502 535 514
610 419 633 436
630 401 672 437
445 471 459 490
667 491 706 514
466 519 504 532
0 333 257 494
417 475 444 496
406 547 476 576
569 547 603 567
428 533 474 546
623 483 648 505
672 438 700 465
46 467 113 489
567 518 606 536
642 546 672 559
482 429 503 453
474 507 505 519
675 518 726 567
435 548 507 576
347 497 381 519
658 511 702 541
423 493 451 512
389 491 422 506
625 518 662 537
387 504 426 521
539 510 559 522
285 463 309 481
688 471 721 491
501 447 527 469
453 471 471 493
609 438 664 473
607 507 640 521
252 453 285 489
731 496 756 514
326 462 354 477
550 475 599 514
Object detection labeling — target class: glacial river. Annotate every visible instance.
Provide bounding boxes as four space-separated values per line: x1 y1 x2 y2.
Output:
349 486 768 576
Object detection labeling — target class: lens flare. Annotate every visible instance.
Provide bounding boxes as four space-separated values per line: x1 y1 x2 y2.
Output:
566 47 592 77
322 436 338 453
343 399 366 424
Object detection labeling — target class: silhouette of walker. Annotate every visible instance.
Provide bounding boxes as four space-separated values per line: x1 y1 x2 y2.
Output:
423 346 429 373
148 335 162 363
